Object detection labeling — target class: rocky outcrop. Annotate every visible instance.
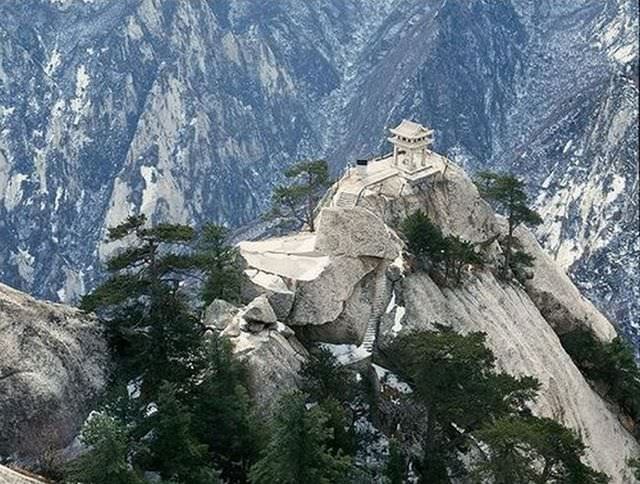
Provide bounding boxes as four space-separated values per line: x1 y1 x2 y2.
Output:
207 297 307 413
238 233 382 334
0 283 108 462
241 269 295 321
203 299 239 331
241 295 278 324
515 227 617 340
230 328 307 413
236 154 637 481
314 207 399 259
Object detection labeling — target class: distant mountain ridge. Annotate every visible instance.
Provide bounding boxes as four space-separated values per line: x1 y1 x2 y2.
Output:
0 0 637 348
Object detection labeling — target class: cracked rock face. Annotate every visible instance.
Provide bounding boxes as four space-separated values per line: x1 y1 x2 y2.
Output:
0 283 108 461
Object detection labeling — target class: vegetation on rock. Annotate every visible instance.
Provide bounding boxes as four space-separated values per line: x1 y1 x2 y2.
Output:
473 416 609 483
248 391 353 484
384 325 608 483
400 210 484 284
66 413 145 484
560 328 640 432
475 171 542 279
269 159 331 232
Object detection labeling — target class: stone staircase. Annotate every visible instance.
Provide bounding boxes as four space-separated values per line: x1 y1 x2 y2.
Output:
334 191 358 208
361 275 389 353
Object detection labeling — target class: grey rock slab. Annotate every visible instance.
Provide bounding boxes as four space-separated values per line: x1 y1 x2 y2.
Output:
314 207 399 260
227 329 308 415
241 295 277 324
289 255 379 326
203 299 239 330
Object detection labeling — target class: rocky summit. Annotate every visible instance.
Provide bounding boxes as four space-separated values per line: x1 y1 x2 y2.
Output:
211 148 638 482
0 0 637 352
0 136 638 481
0 1 638 481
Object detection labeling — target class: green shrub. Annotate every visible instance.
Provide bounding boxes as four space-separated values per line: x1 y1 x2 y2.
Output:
561 329 640 425
387 325 606 482
400 211 484 284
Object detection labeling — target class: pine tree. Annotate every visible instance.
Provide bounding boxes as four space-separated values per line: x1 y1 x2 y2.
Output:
66 413 143 484
560 329 640 426
475 172 542 278
249 391 352 484
400 211 484 284
299 346 358 457
270 159 331 232
300 346 356 404
81 215 204 394
400 210 447 270
473 416 609 483
389 326 540 480
443 234 484 283
189 336 263 481
142 382 220 484
76 216 256 482
194 224 242 305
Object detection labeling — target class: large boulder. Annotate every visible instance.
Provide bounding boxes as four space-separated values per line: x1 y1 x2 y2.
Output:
0 283 108 461
314 207 399 260
241 295 277 324
203 299 240 331
289 255 379 327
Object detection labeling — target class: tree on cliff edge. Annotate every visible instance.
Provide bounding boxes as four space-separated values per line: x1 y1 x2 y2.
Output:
475 172 542 278
270 159 331 232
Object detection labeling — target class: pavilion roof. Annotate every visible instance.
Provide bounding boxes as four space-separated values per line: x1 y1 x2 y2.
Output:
390 119 433 138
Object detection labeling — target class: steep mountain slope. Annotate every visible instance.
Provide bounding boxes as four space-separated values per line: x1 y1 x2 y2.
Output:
328 0 639 349
0 0 637 349
231 155 638 482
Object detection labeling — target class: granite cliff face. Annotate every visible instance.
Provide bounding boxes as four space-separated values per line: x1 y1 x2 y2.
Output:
229 154 638 482
0 0 637 349
0 282 108 463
